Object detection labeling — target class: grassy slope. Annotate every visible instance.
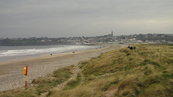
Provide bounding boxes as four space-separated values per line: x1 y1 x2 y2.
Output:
50 44 173 97
0 44 173 97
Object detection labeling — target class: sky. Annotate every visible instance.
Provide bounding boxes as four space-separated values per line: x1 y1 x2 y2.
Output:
0 0 173 38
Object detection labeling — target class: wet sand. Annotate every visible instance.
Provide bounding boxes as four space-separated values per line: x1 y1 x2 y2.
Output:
0 44 125 91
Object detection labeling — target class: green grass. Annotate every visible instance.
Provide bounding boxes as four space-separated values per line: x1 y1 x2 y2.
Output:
33 66 73 94
0 44 173 97
64 74 82 90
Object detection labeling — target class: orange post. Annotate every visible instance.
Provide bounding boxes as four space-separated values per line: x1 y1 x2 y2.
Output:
24 66 28 76
24 66 28 89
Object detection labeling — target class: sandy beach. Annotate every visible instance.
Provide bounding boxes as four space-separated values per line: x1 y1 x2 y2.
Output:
0 44 125 91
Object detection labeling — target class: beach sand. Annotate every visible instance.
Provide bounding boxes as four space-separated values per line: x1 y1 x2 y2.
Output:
0 44 125 91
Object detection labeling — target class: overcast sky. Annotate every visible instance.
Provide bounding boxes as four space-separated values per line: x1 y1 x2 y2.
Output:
0 0 173 38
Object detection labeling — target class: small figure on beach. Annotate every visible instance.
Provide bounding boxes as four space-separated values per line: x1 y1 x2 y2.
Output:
50 53 53 56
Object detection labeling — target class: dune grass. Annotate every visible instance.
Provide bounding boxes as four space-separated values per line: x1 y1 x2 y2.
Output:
50 44 173 97
0 44 173 97
64 73 82 90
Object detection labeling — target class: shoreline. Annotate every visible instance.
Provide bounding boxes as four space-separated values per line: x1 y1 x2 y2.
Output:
0 45 98 62
0 46 97 66
0 44 125 91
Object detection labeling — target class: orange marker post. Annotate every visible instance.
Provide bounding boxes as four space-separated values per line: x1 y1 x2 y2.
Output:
24 66 28 89
24 66 28 76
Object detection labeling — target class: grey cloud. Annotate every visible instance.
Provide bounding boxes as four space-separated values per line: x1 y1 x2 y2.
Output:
0 0 173 38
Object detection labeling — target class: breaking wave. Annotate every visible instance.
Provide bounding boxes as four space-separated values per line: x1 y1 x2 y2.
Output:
0 45 95 57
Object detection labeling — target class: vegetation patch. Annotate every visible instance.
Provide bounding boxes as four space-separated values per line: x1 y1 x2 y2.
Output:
162 73 173 79
139 59 160 67
64 74 82 90
101 79 120 91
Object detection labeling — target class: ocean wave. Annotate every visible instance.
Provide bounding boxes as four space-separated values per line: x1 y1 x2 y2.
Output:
0 45 94 57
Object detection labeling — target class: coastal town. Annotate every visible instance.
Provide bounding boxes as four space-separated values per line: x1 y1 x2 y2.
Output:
0 33 173 46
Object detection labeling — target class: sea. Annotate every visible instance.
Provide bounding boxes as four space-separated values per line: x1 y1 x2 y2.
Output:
0 45 97 62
